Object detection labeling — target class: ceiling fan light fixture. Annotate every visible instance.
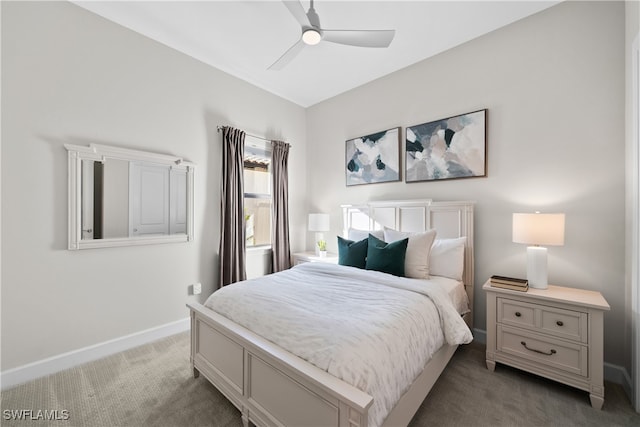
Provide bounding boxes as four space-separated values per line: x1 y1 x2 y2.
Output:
302 28 322 45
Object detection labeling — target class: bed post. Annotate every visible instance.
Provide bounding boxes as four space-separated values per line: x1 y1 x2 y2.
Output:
338 402 368 427
190 309 200 378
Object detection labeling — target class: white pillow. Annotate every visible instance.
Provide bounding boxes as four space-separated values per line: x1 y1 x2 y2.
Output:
430 237 466 281
347 228 383 242
383 229 437 279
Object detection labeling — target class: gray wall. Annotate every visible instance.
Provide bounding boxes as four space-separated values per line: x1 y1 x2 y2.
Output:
1 1 307 370
306 1 627 369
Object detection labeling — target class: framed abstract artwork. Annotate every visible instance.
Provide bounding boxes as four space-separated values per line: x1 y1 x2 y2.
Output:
345 127 401 186
406 109 487 183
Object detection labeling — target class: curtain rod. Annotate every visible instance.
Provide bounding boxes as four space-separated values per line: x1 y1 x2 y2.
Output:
216 125 273 143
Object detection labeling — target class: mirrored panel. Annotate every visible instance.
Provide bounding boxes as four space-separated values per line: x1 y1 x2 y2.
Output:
65 143 194 250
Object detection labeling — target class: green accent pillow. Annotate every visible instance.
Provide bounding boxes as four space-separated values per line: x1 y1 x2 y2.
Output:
366 234 409 277
337 236 368 269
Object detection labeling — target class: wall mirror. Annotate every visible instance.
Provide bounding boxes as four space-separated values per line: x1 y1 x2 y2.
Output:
65 143 195 250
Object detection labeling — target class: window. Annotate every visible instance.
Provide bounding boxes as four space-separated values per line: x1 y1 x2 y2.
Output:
244 136 272 247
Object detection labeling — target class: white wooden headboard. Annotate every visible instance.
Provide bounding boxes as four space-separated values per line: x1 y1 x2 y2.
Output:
341 199 475 328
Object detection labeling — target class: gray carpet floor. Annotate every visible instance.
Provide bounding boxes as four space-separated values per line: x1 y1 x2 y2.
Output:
1 331 638 426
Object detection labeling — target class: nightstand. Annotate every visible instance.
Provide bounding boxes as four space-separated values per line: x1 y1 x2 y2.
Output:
292 251 339 265
483 280 610 409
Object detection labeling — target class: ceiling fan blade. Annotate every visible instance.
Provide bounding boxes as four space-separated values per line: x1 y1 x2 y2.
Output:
322 29 396 48
282 0 310 27
268 38 306 70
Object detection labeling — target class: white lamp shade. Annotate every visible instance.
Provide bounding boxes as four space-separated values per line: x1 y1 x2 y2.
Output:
512 213 565 246
308 213 330 232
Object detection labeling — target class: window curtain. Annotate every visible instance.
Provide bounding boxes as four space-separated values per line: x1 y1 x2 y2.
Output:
219 127 246 287
270 140 292 272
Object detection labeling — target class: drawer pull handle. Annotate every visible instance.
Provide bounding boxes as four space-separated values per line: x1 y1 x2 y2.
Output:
556 320 564 326
521 341 557 356
515 312 521 317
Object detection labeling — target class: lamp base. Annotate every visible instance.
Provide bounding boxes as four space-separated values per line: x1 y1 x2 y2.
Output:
314 232 325 256
527 246 548 289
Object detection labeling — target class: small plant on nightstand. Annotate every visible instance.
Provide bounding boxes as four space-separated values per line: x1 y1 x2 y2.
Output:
317 239 327 257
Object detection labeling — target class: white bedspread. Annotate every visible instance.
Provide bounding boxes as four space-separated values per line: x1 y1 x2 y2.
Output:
205 262 473 427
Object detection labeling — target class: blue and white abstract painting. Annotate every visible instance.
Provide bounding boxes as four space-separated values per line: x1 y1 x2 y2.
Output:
406 110 486 182
346 127 400 186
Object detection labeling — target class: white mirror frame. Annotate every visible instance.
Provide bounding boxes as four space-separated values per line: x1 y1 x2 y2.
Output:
65 143 195 250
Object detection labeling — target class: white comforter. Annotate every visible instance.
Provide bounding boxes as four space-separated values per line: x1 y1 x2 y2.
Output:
205 262 473 427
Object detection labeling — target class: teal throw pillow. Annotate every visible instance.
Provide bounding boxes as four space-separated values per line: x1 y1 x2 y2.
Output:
366 234 409 277
337 236 368 269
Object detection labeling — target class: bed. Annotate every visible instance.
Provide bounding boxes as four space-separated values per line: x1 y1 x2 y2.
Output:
188 199 475 427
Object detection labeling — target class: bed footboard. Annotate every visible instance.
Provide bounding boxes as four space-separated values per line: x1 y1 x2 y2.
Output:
188 302 373 427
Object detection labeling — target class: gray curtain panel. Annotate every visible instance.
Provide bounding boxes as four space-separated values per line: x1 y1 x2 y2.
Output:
219 127 246 287
271 140 292 272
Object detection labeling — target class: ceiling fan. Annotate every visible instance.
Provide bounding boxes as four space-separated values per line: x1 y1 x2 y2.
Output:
269 0 396 70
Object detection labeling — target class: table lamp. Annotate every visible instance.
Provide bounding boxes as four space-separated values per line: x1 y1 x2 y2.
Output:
308 213 330 256
512 212 565 289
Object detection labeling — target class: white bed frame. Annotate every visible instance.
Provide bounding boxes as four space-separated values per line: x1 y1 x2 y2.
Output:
188 199 474 427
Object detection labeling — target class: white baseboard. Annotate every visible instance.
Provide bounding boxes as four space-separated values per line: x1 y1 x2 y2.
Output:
0 317 190 391
472 328 632 401
605 362 633 401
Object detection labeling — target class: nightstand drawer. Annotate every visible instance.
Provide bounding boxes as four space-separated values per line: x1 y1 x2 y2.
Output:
497 325 588 377
540 306 587 343
498 299 535 328
498 298 587 343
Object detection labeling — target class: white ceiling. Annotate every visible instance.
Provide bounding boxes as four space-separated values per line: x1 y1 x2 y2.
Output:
73 1 559 107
